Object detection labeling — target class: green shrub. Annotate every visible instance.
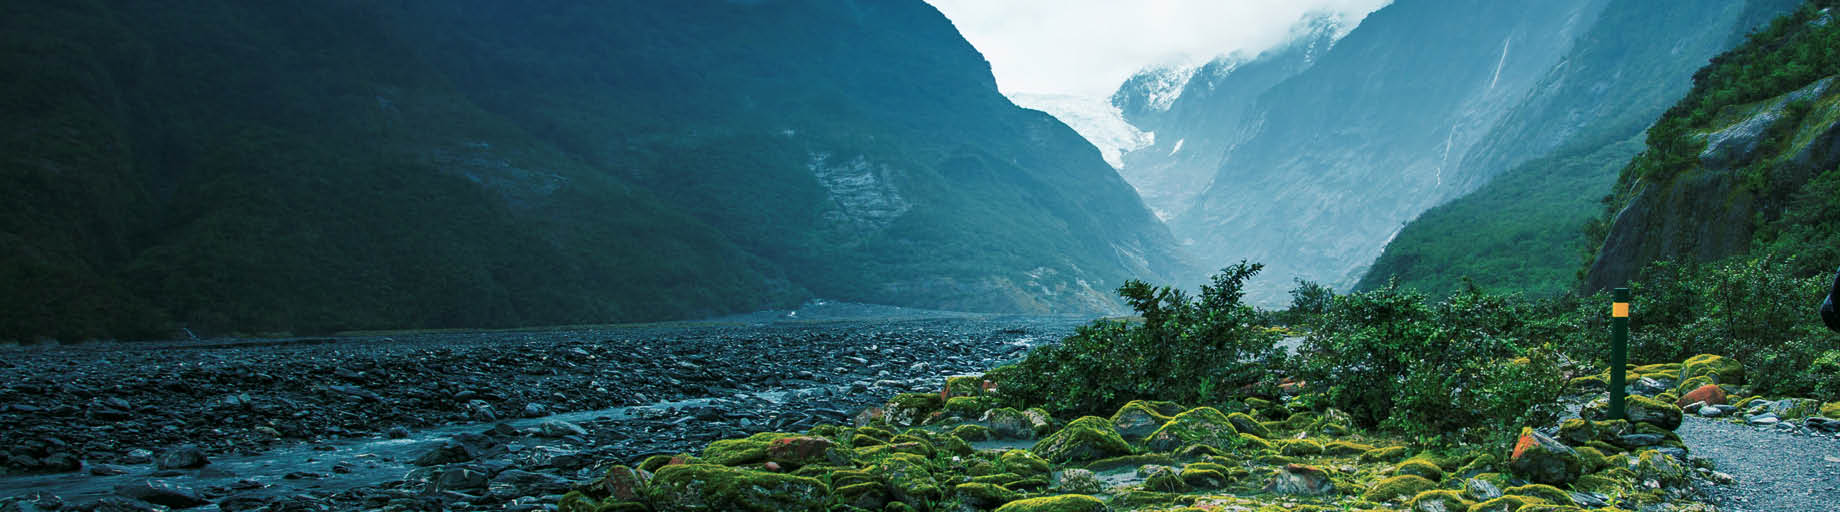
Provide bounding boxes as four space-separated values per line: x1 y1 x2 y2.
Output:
991 263 1283 417
1296 281 1564 442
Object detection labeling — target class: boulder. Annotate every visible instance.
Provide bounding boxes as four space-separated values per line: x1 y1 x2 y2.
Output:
1055 468 1105 494
1142 465 1188 492
1108 401 1172 440
1226 411 1269 438
1635 450 1690 489
1264 463 1337 496
765 436 852 467
884 393 943 427
1143 407 1238 452
993 495 1107 512
1583 396 1682 431
649 464 827 512
986 408 1054 440
116 480 210 509
154 445 209 470
1681 354 1744 385
1676 384 1727 409
1363 475 1436 502
1405 490 1473 512
1768 398 1821 419
1507 428 1582 486
953 482 1018 509
1030 416 1132 463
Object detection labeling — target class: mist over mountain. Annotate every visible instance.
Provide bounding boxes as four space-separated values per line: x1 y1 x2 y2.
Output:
0 0 1189 340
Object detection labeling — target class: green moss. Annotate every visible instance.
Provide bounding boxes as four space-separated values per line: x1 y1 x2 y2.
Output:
1226 412 1270 438
1083 454 1176 472
1452 453 1497 478
1396 459 1445 481
829 469 880 488
1572 446 1608 473
1031 416 1134 463
1360 446 1408 463
945 396 998 417
649 464 828 512
1111 400 1177 439
1237 433 1276 452
1143 465 1189 492
1566 375 1607 393
1683 354 1744 385
1279 439 1324 457
639 454 684 473
1556 418 1597 445
1469 495 1542 512
857 427 895 441
990 494 1107 512
952 424 993 442
1503 483 1570 504
558 491 600 512
999 449 1052 476
945 375 986 398
1570 473 1626 495
885 393 944 427
1143 407 1239 453
1823 402 1840 418
852 435 888 448
875 454 942 505
953 482 1019 508
1405 490 1473 511
1362 475 1437 502
1281 411 1321 431
1180 462 1232 489
1674 375 1715 397
1322 440 1374 456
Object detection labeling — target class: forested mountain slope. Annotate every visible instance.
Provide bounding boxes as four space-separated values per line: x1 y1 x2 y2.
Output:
0 0 1189 340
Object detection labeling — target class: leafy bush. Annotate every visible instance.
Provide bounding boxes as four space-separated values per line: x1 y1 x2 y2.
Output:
1296 280 1564 442
990 263 1284 418
1620 256 1837 396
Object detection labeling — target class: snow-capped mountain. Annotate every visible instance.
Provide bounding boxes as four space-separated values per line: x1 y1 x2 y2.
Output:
1006 93 1155 170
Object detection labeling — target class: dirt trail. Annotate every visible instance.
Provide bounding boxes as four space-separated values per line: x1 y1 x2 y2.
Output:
1676 416 1840 511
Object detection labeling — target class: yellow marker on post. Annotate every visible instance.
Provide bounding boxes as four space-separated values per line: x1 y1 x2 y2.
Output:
1609 288 1630 420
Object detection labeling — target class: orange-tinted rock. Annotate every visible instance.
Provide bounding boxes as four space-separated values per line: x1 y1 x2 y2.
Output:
1677 384 1727 409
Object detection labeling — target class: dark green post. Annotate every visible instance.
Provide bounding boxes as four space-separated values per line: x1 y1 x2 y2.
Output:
1609 287 1630 420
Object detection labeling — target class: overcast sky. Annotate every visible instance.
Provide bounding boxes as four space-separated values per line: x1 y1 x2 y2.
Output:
925 0 1393 97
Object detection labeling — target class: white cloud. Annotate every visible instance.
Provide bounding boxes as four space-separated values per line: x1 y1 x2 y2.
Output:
926 0 1392 97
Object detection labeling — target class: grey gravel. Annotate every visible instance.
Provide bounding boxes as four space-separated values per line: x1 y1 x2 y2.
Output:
1678 416 1840 511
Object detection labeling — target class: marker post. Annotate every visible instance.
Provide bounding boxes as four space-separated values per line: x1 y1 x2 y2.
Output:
1609 287 1630 420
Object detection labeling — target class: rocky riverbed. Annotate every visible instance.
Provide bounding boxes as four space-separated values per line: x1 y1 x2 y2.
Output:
0 309 1087 510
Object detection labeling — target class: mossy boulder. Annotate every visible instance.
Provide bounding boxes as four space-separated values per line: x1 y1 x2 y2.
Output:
953 424 993 442
1055 468 1105 494
1226 412 1269 438
1032 416 1134 463
885 393 945 427
833 481 890 510
648 464 828 512
1823 402 1840 418
1406 490 1473 511
987 408 1055 440
1676 383 1727 409
1082 454 1176 472
1279 439 1323 457
1237 433 1276 452
946 396 999 418
1179 462 1232 489
1507 428 1582 486
1110 400 1176 440
1264 463 1337 496
1322 440 1374 456
1143 465 1189 492
945 375 986 398
953 482 1019 509
1361 446 1408 463
1502 484 1570 505
875 453 942 504
1467 495 1541 512
700 432 801 466
1144 407 1238 452
999 449 1052 476
1682 354 1744 385
1771 398 1823 419
992 495 1107 512
1582 396 1682 431
1566 375 1606 394
1396 459 1445 481
1555 419 1596 446
1363 475 1437 502
1634 450 1689 489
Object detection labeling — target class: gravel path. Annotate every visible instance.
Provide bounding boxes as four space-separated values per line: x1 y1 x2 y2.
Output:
1677 415 1840 511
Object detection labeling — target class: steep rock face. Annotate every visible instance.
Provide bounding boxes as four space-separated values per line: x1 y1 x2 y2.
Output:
1166 0 1609 302
1111 14 1350 222
0 0 1188 339
1356 0 1801 297
1588 77 1840 289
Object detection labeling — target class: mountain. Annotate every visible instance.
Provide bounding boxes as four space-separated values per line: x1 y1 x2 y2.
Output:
1007 93 1153 170
1109 13 1351 223
1358 0 1803 297
0 0 1189 341
1584 1 1840 289
1156 0 1610 304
